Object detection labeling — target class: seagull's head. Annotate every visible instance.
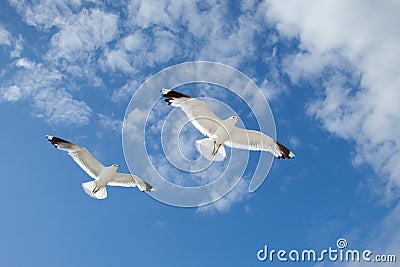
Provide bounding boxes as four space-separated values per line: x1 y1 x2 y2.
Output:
111 164 120 170
225 116 240 126
230 115 240 121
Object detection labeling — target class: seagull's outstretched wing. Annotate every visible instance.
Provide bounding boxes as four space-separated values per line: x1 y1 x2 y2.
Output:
46 135 105 179
225 128 295 159
161 89 222 137
109 173 154 192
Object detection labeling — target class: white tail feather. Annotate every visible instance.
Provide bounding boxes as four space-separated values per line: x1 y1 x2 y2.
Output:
82 181 107 199
195 138 226 161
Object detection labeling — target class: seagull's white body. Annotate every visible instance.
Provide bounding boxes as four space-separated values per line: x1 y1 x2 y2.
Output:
46 135 153 199
96 165 118 187
82 165 119 198
213 117 238 142
161 89 295 161
196 116 239 161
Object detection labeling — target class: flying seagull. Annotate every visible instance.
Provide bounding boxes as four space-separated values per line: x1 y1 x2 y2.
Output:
161 89 295 161
46 135 154 199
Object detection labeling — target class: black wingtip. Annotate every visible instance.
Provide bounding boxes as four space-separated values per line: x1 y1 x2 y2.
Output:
161 89 192 100
276 141 295 159
144 181 154 192
46 135 72 147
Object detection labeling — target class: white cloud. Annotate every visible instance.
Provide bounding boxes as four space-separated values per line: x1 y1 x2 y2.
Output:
1 85 22 102
129 0 261 67
10 35 24 58
1 58 92 126
1 58 62 100
46 8 118 62
0 26 11 46
102 0 276 76
151 28 181 64
15 58 34 69
123 108 148 142
288 135 301 149
123 31 148 52
1 3 120 126
9 0 81 30
101 26 182 74
264 0 400 199
98 113 122 133
0 26 24 57
128 0 168 28
103 48 136 73
196 9 258 66
197 178 249 214
4 0 290 131
32 88 92 125
282 50 348 84
111 79 141 103
263 0 400 259
259 76 287 101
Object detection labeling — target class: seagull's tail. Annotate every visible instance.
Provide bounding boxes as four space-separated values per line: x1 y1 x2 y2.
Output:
195 138 226 161
82 181 107 199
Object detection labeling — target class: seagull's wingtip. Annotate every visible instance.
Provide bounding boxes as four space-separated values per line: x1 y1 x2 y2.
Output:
276 141 295 159
160 88 170 94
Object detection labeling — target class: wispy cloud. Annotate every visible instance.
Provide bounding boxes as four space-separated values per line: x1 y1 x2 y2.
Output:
0 58 91 125
3 0 291 131
265 0 400 200
0 3 120 126
1 85 21 102
10 34 23 58
111 79 141 103
288 135 301 149
46 8 118 63
32 88 92 125
0 25 24 58
98 113 122 133
264 0 400 256
197 178 250 214
123 107 149 143
9 0 82 30
0 25 11 46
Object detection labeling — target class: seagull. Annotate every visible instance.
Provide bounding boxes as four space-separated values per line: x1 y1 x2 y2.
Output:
161 89 295 161
46 135 154 199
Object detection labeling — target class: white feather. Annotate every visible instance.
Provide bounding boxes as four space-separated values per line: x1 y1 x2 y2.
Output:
225 128 295 158
161 90 295 160
47 135 154 199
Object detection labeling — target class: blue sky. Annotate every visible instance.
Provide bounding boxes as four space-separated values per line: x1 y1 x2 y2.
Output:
1 0 399 266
